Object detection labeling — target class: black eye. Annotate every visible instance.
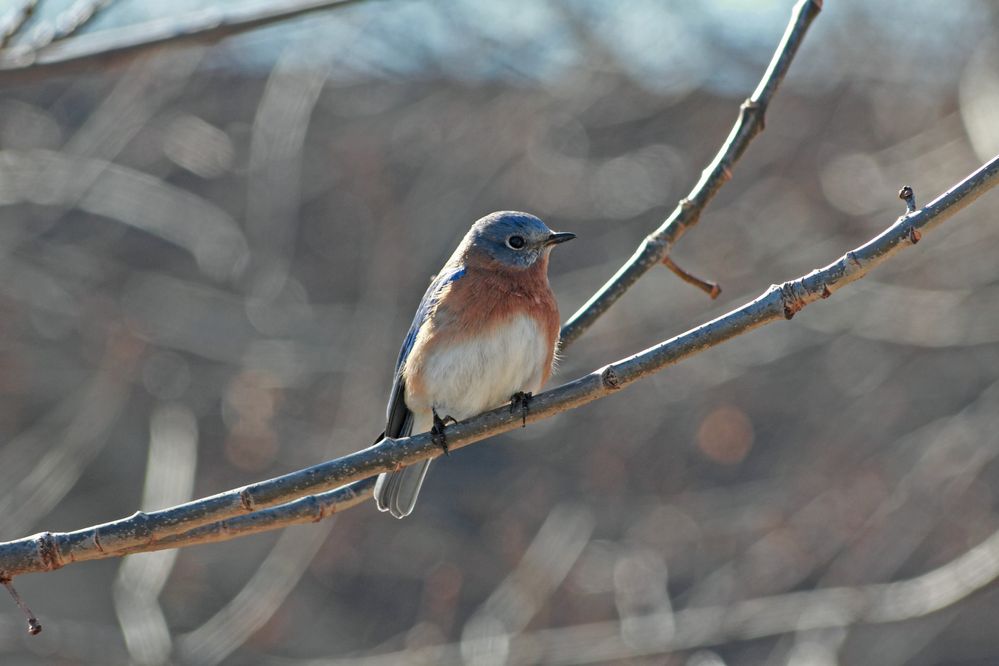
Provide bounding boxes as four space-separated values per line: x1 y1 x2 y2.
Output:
507 235 525 249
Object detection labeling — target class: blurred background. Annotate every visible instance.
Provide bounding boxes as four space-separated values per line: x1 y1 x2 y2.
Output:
1 0 999 664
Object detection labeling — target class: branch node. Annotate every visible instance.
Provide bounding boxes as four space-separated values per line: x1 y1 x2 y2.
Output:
899 185 916 213
239 488 256 512
821 285 832 299
847 251 862 268
909 227 921 244
2 576 42 635
306 495 324 522
740 98 764 130
601 366 623 391
34 532 60 571
778 281 807 319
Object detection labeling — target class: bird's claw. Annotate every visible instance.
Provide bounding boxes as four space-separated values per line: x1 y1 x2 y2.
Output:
510 391 533 427
432 409 457 455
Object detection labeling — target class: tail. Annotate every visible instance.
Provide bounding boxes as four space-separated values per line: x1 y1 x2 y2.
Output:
374 460 432 519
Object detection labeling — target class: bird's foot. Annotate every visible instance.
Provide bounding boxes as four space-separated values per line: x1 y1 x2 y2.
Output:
509 391 533 427
432 409 457 455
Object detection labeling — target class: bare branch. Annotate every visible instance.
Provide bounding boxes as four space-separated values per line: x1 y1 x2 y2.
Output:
559 0 822 348
1 152 996 580
0 0 372 83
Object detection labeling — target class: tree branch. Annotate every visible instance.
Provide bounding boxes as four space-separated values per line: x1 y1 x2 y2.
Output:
558 0 822 347
0 0 372 84
1 152 996 580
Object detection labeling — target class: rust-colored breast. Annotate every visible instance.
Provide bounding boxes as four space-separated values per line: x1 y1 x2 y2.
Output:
430 254 560 384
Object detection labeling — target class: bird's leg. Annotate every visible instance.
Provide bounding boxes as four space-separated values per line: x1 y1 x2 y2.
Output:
432 408 457 455
509 391 533 427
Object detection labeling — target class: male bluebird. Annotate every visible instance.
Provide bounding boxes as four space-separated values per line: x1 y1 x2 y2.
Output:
374 211 575 518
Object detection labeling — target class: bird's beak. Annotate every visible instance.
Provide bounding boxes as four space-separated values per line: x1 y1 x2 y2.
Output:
545 231 576 246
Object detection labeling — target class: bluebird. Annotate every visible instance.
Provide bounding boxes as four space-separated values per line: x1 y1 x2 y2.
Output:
374 211 575 518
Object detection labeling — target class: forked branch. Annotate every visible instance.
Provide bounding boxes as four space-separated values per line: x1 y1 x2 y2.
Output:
559 0 823 346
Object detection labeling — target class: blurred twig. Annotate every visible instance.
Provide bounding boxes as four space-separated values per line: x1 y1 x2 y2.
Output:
0 0 374 84
4 0 116 55
1 153 996 580
316 519 999 665
0 328 138 539
244 48 331 293
113 404 198 665
559 0 822 348
460 504 594 664
176 524 333 666
0 149 248 281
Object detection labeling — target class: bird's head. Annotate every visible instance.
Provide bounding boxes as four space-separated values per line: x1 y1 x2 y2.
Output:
462 211 575 270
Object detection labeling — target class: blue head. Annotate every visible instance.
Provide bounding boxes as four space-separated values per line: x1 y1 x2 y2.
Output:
462 211 575 269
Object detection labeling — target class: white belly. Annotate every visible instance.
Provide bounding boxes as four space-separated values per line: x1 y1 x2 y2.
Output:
410 313 549 423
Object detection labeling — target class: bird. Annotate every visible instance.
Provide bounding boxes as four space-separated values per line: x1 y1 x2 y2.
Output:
374 211 575 518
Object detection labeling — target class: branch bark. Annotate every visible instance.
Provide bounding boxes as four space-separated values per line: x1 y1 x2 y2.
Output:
2 152 997 580
558 0 822 347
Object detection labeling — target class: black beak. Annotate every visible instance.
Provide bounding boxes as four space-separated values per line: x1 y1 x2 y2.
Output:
545 231 576 246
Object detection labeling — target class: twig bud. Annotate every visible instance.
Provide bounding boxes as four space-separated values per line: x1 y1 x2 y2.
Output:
898 185 916 213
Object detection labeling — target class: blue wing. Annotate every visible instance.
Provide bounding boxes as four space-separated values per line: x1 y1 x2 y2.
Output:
384 264 466 437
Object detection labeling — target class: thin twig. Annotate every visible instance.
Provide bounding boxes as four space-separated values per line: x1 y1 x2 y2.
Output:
662 255 721 299
2 576 42 634
559 0 823 348
1 154 996 579
0 0 375 83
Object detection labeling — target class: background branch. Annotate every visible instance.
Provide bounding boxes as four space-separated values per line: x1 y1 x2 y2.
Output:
2 153 996 579
6 0 117 55
0 0 370 83
327 520 999 665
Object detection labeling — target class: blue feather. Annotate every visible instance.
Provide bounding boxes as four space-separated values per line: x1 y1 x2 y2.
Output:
384 264 465 427
395 265 465 370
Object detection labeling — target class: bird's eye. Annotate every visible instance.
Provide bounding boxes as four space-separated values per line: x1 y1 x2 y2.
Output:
507 235 526 249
